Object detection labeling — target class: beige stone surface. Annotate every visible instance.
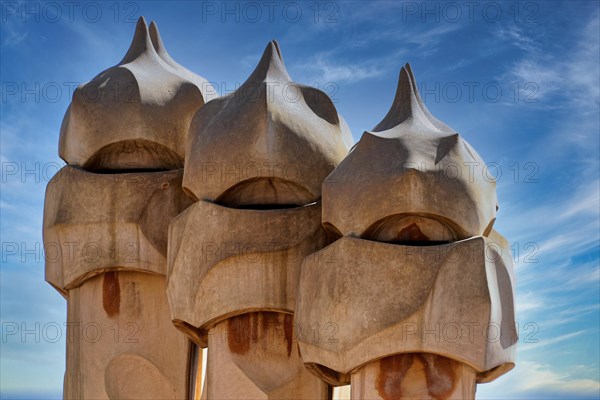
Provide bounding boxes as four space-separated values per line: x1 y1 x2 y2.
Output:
44 166 195 399
59 17 216 171
63 271 189 399
204 312 330 399
183 40 352 206
44 166 193 293
148 21 216 99
295 235 516 385
167 40 349 400
322 64 497 241
350 353 476 399
45 21 516 397
167 200 328 345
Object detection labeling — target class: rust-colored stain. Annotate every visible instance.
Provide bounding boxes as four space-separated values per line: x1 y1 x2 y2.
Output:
375 354 414 400
259 312 294 357
102 271 120 318
419 354 458 399
227 313 258 355
283 314 294 357
260 312 278 351
122 281 141 319
376 354 458 400
397 223 430 242
260 312 279 335
228 312 296 358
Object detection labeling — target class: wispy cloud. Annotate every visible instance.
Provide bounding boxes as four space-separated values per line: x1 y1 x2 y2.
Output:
289 10 464 84
294 19 463 84
516 360 600 394
479 360 600 399
520 330 590 352
502 177 599 264
349 23 461 49
496 23 541 53
516 291 543 316
297 51 385 83
2 3 599 398
540 303 600 329
1 4 29 48
497 12 600 290
2 26 28 47
504 10 599 110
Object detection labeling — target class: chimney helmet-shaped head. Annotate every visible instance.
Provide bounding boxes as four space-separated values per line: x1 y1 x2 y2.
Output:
322 64 497 241
59 17 217 171
183 41 352 207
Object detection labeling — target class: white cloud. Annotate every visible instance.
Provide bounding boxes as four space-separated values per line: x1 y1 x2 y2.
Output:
298 52 385 83
501 177 599 273
496 24 540 53
353 23 461 49
517 360 600 393
2 29 28 47
294 21 462 84
558 181 600 220
479 360 600 398
506 10 600 111
1 10 29 48
260 21 446 85
520 330 590 352
516 291 543 319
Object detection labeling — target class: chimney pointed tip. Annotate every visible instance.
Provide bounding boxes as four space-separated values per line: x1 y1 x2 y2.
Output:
136 16 147 28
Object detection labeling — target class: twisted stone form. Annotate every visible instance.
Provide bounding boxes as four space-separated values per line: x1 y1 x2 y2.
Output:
167 40 351 398
44 17 213 399
296 65 516 399
44 20 515 399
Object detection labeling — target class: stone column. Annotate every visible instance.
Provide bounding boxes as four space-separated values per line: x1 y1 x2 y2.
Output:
167 41 352 398
296 64 517 399
43 17 214 399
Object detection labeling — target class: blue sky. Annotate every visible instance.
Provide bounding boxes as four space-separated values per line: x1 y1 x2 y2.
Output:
1 1 599 399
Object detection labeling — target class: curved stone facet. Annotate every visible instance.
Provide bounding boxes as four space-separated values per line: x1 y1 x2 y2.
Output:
205 312 330 399
322 64 497 241
166 41 348 399
149 21 217 99
44 166 193 293
44 26 516 398
63 272 190 399
167 200 327 344
296 234 516 386
44 166 194 399
350 353 477 399
183 40 352 206
59 17 216 170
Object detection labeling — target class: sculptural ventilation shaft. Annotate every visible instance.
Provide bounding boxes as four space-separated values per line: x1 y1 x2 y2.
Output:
44 17 215 399
167 39 352 398
295 64 517 398
44 17 515 400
